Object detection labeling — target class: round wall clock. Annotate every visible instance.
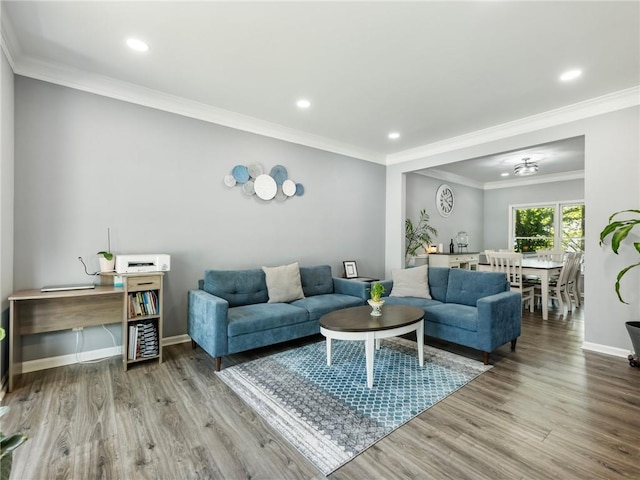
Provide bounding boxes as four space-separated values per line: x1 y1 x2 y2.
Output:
436 184 454 217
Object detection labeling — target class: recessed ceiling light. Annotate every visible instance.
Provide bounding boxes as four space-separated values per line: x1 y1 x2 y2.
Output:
126 38 149 52
501 172 510 177
388 132 400 140
560 69 582 82
296 99 311 109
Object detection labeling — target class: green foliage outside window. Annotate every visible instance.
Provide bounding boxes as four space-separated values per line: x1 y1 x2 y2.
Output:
514 207 554 252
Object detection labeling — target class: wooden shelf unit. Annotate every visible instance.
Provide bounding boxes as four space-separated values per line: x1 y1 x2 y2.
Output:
102 272 164 370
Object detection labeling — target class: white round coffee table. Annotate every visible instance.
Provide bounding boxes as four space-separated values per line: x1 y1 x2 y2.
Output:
319 305 424 388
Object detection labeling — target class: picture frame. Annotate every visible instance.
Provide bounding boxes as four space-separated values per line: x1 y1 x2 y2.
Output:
343 261 358 279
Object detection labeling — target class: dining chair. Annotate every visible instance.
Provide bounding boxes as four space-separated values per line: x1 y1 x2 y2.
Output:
535 251 576 318
485 251 536 312
567 252 584 309
535 249 564 262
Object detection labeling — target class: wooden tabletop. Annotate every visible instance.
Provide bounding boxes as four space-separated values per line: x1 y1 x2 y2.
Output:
320 304 424 333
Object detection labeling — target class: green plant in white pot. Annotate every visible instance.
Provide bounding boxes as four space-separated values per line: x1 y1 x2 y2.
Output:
97 250 115 273
599 209 640 367
367 282 386 316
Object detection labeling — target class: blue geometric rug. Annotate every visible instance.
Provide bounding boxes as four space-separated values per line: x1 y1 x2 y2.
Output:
217 338 491 475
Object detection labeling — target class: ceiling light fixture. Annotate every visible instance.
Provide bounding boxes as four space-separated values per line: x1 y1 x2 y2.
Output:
501 172 510 177
388 132 400 140
296 99 311 109
126 38 149 52
560 69 582 81
514 158 538 176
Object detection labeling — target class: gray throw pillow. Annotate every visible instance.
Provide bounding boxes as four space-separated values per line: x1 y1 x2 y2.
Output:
389 265 431 299
262 262 305 303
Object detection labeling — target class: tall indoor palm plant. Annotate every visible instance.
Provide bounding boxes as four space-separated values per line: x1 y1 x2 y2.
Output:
405 209 438 258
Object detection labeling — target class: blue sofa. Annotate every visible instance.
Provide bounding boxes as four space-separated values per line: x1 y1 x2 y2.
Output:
187 265 367 370
380 267 522 364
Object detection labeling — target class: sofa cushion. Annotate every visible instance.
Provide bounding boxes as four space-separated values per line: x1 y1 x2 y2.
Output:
262 262 305 303
300 265 334 297
204 269 268 307
445 269 509 307
427 267 450 302
389 265 431 298
382 295 443 310
291 293 363 322
227 303 308 337
426 303 478 332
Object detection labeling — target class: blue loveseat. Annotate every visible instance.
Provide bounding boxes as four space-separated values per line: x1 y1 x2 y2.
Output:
187 265 367 370
380 266 522 364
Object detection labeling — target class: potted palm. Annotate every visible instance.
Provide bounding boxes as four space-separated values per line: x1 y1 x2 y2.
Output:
599 209 640 367
405 209 438 266
368 282 386 316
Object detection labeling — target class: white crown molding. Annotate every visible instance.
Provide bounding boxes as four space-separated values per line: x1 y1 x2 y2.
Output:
483 170 585 190
415 168 485 190
386 86 640 165
0 9 19 71
582 341 630 359
12 55 385 165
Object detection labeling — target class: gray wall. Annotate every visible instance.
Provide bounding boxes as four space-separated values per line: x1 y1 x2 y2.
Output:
483 179 584 250
14 76 386 361
406 173 483 253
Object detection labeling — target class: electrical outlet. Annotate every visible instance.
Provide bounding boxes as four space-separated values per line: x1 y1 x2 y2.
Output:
72 327 83 331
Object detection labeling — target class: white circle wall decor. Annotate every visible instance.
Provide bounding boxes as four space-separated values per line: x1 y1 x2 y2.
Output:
224 163 303 202
224 174 236 188
282 179 296 197
254 174 277 200
436 184 454 217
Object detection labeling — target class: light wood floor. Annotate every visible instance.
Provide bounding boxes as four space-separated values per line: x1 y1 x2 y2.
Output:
3 304 640 479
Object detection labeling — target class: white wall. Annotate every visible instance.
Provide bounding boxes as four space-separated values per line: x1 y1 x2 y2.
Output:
1 47 15 379
386 106 640 355
14 76 386 361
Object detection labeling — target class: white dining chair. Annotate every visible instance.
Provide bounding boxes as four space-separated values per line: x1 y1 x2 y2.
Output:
535 249 564 262
485 251 536 312
567 252 584 309
535 251 576 318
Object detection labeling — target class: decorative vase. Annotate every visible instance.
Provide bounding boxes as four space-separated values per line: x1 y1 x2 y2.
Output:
368 299 385 316
99 257 115 273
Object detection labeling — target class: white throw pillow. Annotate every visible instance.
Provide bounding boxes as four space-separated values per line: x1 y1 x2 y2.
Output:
262 262 305 303
389 265 431 299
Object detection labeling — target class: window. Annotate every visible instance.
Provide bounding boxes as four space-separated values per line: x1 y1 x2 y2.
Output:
510 201 584 253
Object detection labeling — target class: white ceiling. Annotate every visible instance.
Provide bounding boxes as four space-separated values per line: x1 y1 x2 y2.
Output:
2 1 639 182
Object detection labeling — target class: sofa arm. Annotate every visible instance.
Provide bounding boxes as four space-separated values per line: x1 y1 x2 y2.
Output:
476 291 522 346
187 289 230 359
333 277 369 300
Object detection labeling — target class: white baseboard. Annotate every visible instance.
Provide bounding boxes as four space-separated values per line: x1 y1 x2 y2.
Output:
581 342 631 358
18 334 192 374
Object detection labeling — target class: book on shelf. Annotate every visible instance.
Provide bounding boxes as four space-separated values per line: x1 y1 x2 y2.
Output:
128 291 159 318
127 322 159 360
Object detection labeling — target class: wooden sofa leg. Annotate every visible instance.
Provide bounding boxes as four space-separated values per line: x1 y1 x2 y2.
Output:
482 352 490 365
191 339 197 350
511 338 518 351
215 357 222 372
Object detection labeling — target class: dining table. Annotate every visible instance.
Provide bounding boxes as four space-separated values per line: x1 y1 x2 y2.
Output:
478 258 564 320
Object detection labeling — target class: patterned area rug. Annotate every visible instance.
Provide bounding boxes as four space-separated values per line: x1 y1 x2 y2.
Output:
217 338 491 475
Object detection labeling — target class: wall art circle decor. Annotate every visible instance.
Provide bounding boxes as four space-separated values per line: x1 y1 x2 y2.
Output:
270 165 288 185
224 174 236 188
232 165 250 184
224 163 304 202
254 174 278 200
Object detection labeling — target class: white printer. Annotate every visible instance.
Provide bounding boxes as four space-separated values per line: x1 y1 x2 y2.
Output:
115 254 171 274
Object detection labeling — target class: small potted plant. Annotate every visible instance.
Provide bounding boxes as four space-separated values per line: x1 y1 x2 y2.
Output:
368 282 386 316
97 251 115 273
599 209 640 367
